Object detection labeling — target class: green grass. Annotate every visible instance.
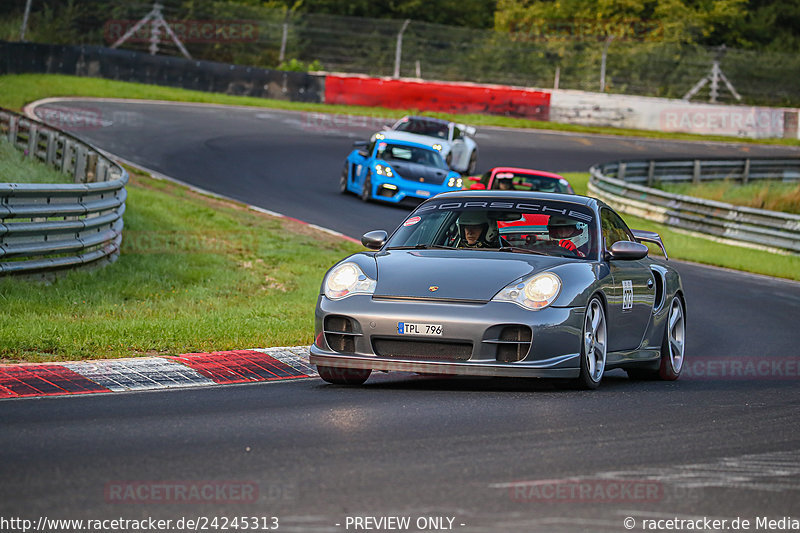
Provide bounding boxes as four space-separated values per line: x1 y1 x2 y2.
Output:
0 170 361 363
659 180 800 215
0 137 72 184
1 74 799 146
562 172 800 280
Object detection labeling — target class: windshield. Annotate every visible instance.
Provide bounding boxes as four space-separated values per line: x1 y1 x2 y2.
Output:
376 142 449 170
491 172 573 194
394 118 449 139
386 199 597 259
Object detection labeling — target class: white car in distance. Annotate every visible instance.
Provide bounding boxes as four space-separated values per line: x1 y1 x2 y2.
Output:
384 115 479 174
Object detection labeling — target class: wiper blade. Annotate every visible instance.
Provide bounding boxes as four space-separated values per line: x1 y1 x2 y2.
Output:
497 246 547 256
386 244 456 250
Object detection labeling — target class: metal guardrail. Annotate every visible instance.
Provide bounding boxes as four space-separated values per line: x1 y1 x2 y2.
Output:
0 107 128 276
589 158 800 254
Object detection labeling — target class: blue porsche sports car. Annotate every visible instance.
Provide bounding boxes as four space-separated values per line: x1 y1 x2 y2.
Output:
340 133 463 204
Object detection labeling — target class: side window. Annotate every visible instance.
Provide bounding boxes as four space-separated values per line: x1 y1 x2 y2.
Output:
452 126 463 140
479 172 491 187
600 208 634 249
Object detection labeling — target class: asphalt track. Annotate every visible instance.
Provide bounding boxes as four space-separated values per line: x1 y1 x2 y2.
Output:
2 100 800 532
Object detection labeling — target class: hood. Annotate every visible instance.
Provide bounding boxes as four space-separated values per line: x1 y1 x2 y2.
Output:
384 160 449 185
373 249 569 301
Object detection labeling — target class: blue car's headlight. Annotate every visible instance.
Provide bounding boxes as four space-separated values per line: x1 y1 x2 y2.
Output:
447 176 463 188
493 272 561 310
375 164 394 177
324 262 377 300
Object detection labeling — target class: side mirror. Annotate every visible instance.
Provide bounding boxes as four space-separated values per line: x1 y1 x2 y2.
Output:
361 230 388 250
607 241 649 261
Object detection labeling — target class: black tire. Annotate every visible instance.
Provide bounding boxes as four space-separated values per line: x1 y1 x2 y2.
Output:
575 297 607 390
628 296 686 381
339 164 349 194
467 150 478 174
317 365 372 385
360 172 372 202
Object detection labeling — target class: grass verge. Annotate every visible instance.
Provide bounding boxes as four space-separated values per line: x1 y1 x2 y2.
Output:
562 172 800 281
0 168 362 364
1 73 799 146
0 137 71 184
658 180 800 215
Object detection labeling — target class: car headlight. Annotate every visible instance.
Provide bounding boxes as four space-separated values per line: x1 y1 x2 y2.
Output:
492 272 562 310
324 262 377 300
447 177 463 188
375 164 394 177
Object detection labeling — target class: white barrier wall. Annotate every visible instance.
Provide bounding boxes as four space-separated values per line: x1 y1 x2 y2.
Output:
549 89 798 139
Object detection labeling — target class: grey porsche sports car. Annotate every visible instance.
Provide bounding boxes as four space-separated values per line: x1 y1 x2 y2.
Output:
310 191 686 389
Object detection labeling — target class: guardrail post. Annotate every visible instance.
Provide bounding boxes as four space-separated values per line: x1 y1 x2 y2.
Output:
75 146 88 183
647 160 655 187
26 124 38 158
8 115 18 143
693 160 701 184
618 162 626 181
45 131 57 165
742 158 750 185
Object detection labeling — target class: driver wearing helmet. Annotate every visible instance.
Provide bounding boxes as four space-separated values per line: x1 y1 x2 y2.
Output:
456 211 500 248
547 215 586 257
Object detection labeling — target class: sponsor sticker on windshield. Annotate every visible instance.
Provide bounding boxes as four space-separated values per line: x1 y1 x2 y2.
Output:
403 216 421 227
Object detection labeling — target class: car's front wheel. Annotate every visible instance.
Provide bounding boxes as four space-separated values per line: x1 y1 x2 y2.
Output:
317 365 372 385
360 172 372 202
339 164 349 194
467 150 478 174
575 297 607 389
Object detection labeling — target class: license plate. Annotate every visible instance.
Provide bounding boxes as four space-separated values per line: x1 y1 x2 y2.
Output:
398 322 442 336
415 190 431 197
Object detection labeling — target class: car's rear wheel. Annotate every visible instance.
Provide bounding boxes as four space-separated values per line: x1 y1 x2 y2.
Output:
360 172 372 202
627 296 685 381
467 150 478 174
339 164 349 194
575 297 607 389
317 365 372 385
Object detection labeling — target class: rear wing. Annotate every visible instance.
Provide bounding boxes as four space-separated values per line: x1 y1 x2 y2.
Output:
632 229 668 260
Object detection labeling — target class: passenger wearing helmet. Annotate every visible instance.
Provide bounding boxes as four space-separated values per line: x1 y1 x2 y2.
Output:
495 177 513 190
546 215 586 257
456 211 500 248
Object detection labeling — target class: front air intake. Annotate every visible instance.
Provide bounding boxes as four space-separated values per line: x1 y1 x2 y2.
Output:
324 315 358 354
495 326 532 362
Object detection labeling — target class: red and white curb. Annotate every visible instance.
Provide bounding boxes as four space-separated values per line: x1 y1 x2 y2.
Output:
0 346 317 399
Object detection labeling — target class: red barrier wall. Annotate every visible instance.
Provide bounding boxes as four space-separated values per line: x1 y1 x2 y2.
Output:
325 75 550 121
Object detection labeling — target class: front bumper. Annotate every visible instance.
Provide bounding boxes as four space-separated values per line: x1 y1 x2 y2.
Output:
310 295 584 379
372 179 458 204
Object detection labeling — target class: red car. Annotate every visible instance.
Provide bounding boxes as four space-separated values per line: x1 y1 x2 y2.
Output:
465 167 575 194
